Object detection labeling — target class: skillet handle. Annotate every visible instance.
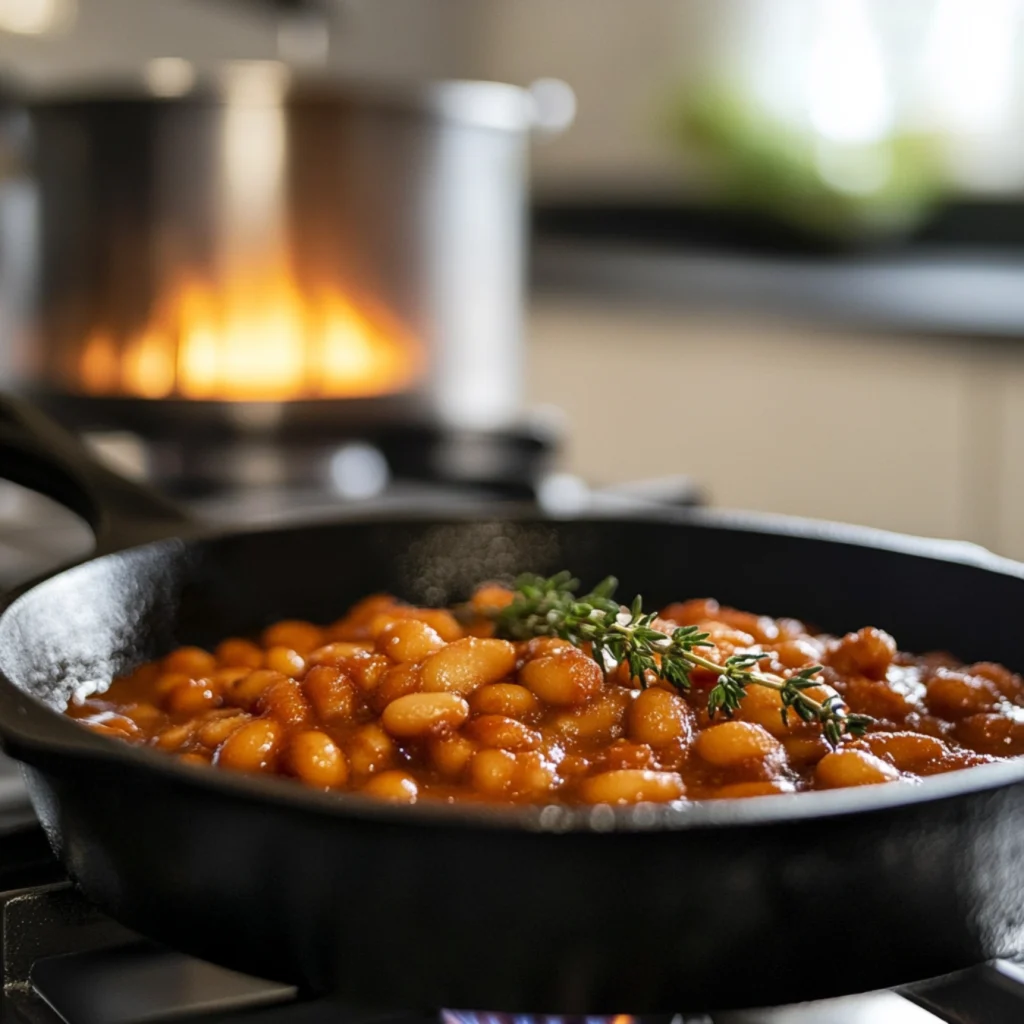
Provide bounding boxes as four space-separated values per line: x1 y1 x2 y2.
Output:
0 394 192 555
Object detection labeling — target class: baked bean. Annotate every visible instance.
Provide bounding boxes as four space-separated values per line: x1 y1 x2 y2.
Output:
162 646 217 677
470 584 516 615
783 734 831 767
695 621 756 654
926 669 1002 719
287 730 348 788
515 751 559 796
628 688 692 747
969 662 1024 700
211 667 252 691
264 647 306 678
166 679 221 716
955 714 1024 756
119 702 162 728
602 740 655 770
76 588 1024 806
466 714 542 751
257 677 312 728
78 712 140 739
713 609 779 644
521 649 603 706
773 639 823 670
197 712 250 749
942 748 994 770
735 685 795 738
470 748 519 796
864 732 948 772
363 612 400 639
409 609 464 643
307 642 373 667
660 598 719 625
430 733 478 777
215 718 282 772
215 639 264 669
376 619 445 663
842 676 915 722
381 692 469 738
347 723 396 775
420 638 517 696
84 722 130 739
559 754 591 777
649 736 687 772
261 620 324 654
695 721 782 767
827 627 896 681
373 608 462 644
302 666 357 721
470 683 541 720
326 595 400 640
522 636 577 660
155 672 193 699
815 749 900 788
612 660 661 690
154 721 196 751
225 669 288 709
372 662 423 711
553 689 630 742
463 619 498 639
580 769 685 804
362 770 419 803
345 653 392 694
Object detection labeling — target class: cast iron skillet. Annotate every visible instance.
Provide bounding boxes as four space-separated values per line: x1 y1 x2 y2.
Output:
4 395 1024 1014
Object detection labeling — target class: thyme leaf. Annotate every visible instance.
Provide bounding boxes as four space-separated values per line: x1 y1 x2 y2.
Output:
492 572 872 748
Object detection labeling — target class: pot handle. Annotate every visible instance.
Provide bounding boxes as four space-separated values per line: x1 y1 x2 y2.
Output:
0 394 192 556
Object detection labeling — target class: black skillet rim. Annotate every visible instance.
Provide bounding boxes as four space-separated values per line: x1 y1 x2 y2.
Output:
3 503 1024 834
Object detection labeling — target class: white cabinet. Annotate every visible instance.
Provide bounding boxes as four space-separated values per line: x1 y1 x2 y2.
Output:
526 299 1024 558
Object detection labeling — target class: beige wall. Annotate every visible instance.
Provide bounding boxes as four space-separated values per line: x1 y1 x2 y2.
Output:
462 0 718 199
525 298 1021 556
0 0 472 87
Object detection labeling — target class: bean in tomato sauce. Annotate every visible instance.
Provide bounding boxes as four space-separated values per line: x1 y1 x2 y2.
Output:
64 588 1022 805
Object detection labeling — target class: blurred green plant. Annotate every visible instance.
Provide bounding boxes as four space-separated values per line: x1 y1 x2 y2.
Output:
670 85 949 244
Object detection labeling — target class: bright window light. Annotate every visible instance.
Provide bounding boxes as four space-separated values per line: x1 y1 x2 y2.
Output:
806 0 892 145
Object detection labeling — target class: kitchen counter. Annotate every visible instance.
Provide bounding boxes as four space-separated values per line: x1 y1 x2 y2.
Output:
531 202 1024 340
533 240 1024 339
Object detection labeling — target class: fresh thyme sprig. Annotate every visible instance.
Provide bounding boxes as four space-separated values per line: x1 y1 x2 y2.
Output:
491 571 872 748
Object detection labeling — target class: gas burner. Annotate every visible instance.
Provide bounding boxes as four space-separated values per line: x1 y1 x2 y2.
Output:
27 391 561 500
0 874 1016 1023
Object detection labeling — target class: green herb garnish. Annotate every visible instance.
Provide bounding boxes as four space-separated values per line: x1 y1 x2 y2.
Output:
491 571 871 748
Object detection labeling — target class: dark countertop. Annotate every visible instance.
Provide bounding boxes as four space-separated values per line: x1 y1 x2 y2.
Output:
530 202 1024 339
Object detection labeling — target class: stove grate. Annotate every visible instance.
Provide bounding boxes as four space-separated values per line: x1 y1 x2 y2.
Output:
0 880 1022 1024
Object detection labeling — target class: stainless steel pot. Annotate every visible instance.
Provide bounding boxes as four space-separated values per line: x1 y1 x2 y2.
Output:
2 69 568 434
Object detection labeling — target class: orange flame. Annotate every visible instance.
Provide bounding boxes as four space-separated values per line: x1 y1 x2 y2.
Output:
77 267 424 401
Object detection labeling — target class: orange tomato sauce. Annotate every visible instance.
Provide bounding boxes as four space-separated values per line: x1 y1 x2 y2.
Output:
64 587 1024 805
